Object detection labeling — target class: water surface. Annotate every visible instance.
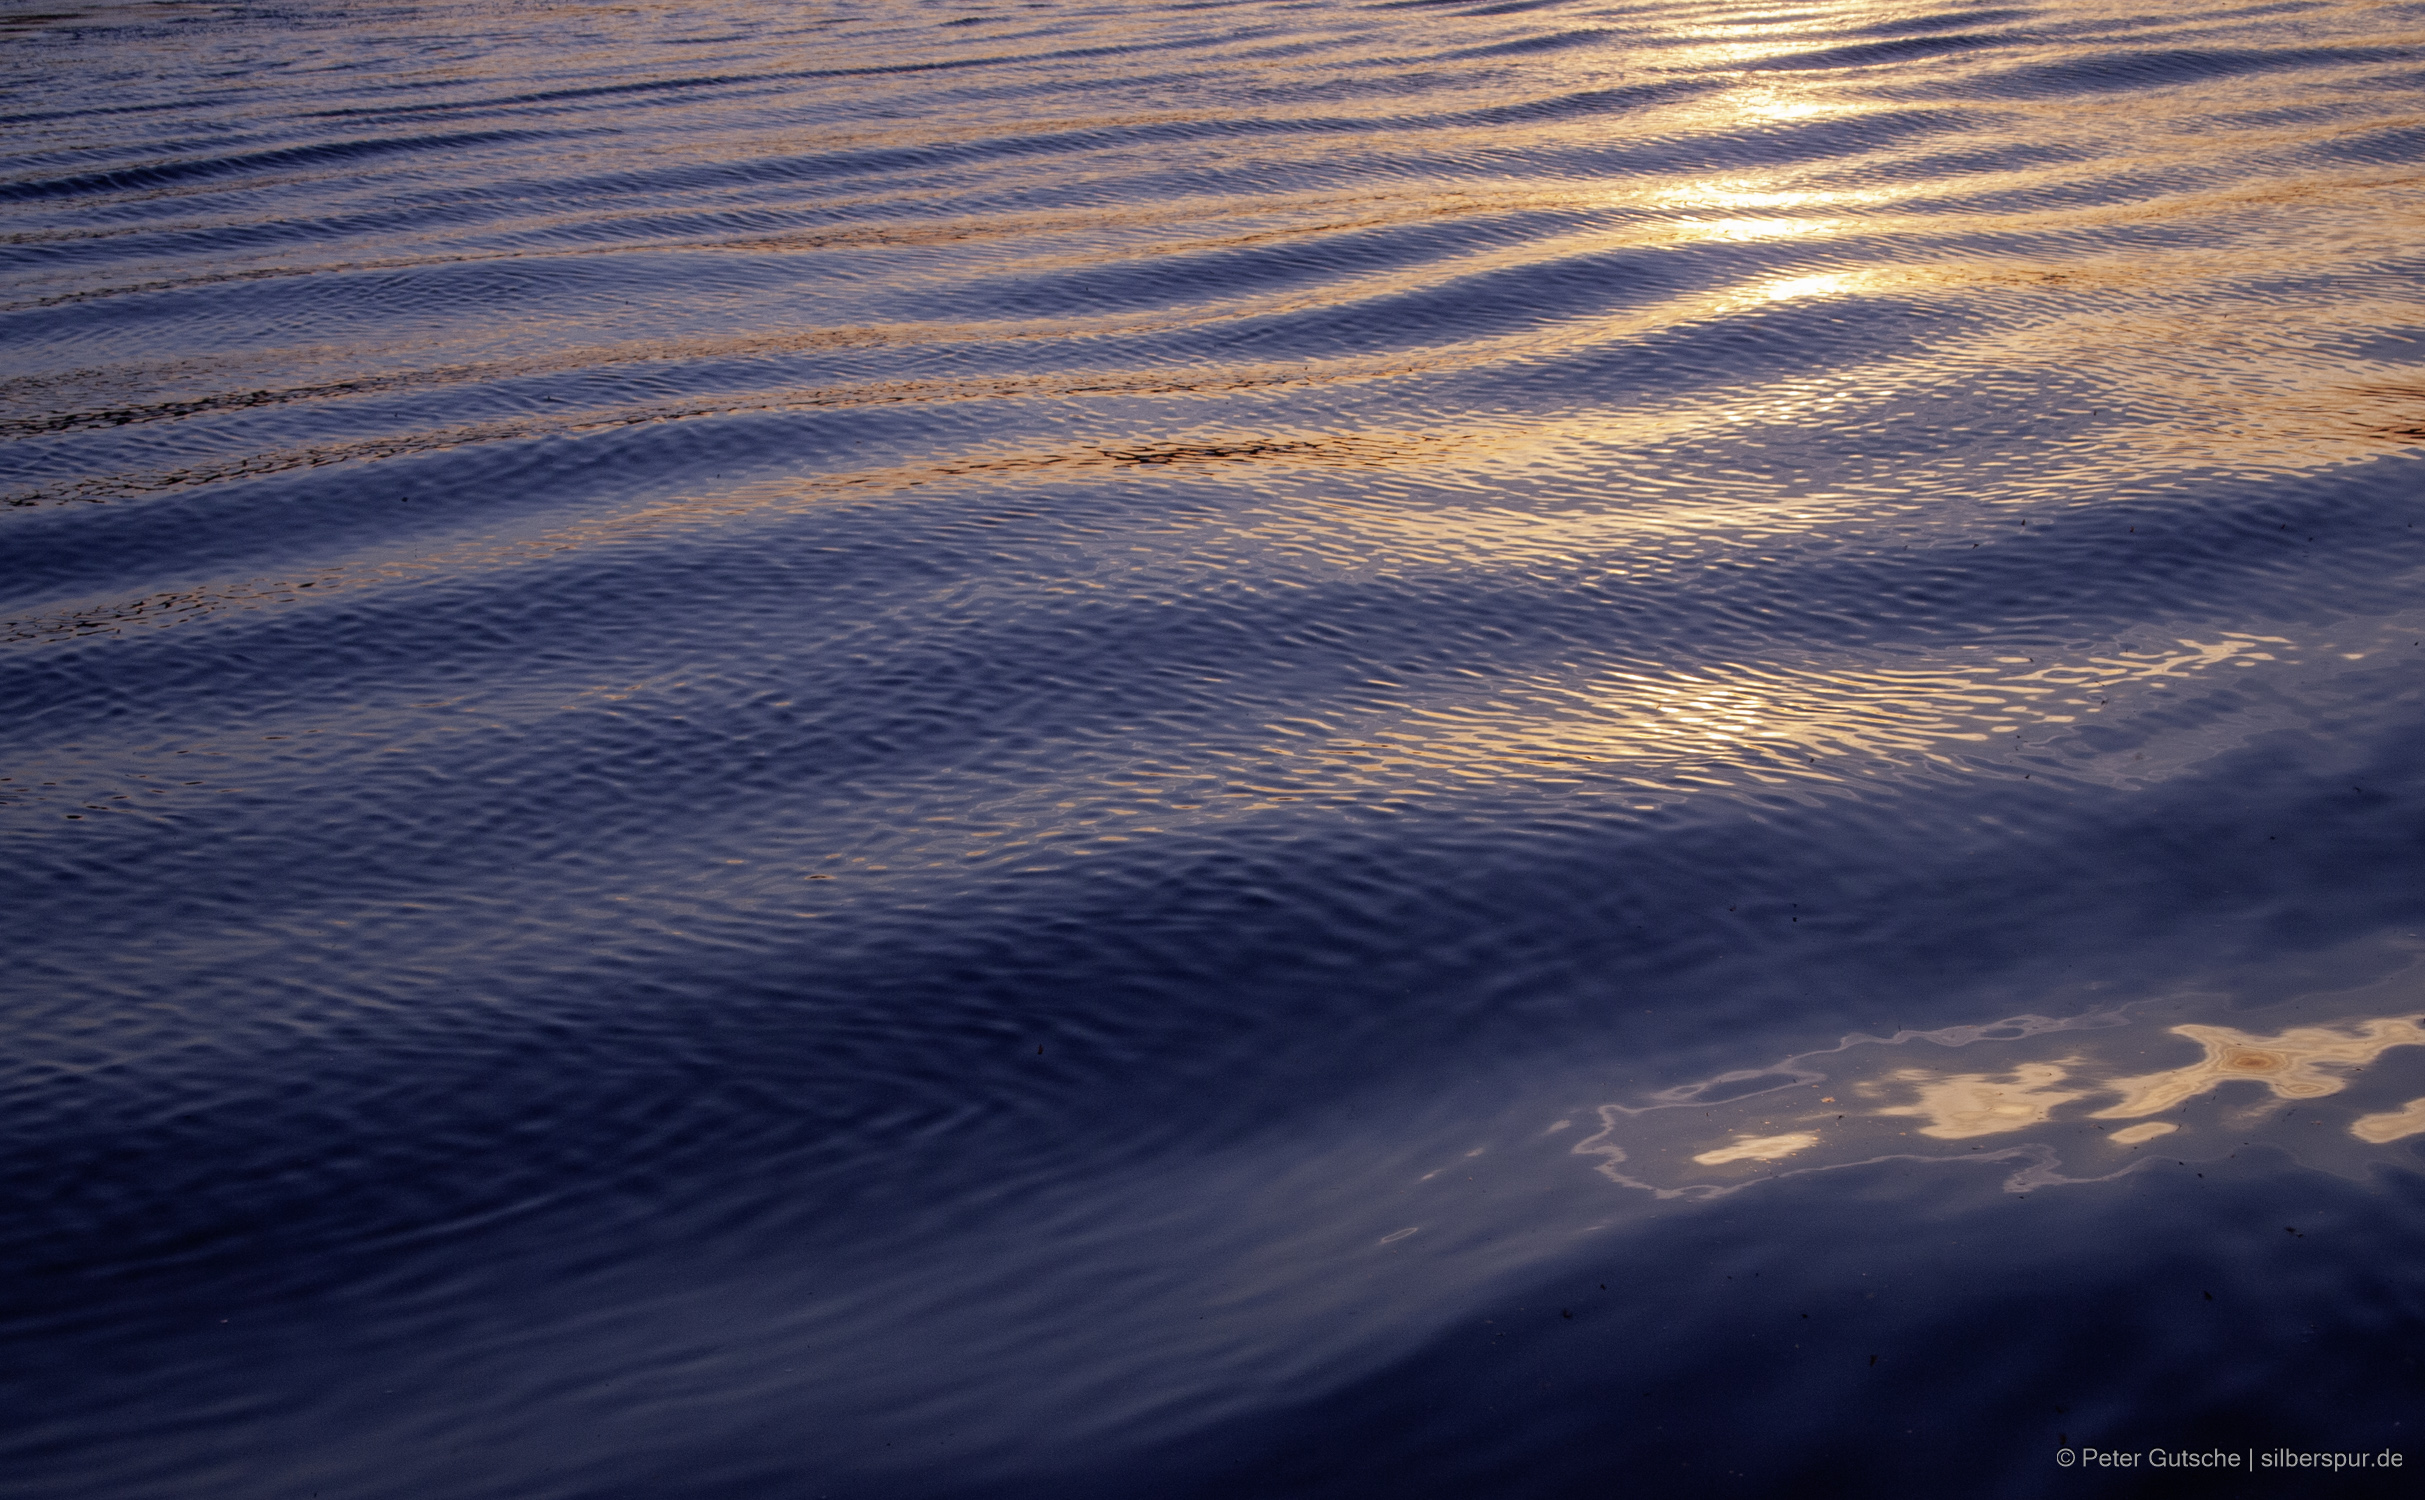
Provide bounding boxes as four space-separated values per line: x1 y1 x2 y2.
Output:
6 0 2425 1493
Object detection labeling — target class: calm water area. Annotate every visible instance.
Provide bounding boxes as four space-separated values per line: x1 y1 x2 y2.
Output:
5 0 2425 1493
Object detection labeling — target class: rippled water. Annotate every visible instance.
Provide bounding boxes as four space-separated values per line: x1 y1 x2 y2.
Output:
7 0 2425 1493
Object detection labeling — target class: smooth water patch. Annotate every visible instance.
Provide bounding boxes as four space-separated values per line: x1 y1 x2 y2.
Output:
1575 972 2425 1198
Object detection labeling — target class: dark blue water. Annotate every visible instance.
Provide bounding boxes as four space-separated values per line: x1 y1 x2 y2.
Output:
7 0 2425 1493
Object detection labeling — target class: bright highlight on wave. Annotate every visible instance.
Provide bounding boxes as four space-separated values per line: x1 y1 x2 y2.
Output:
1576 997 2425 1199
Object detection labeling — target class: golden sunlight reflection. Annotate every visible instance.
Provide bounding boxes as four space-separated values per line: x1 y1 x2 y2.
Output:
1758 270 1869 303
2092 1019 2425 1118
1868 1064 2083 1140
1231 626 2353 802
1692 1132 1822 1166
2352 1101 2425 1146
2109 1122 2179 1145
1679 217 1844 245
1576 993 2425 1200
